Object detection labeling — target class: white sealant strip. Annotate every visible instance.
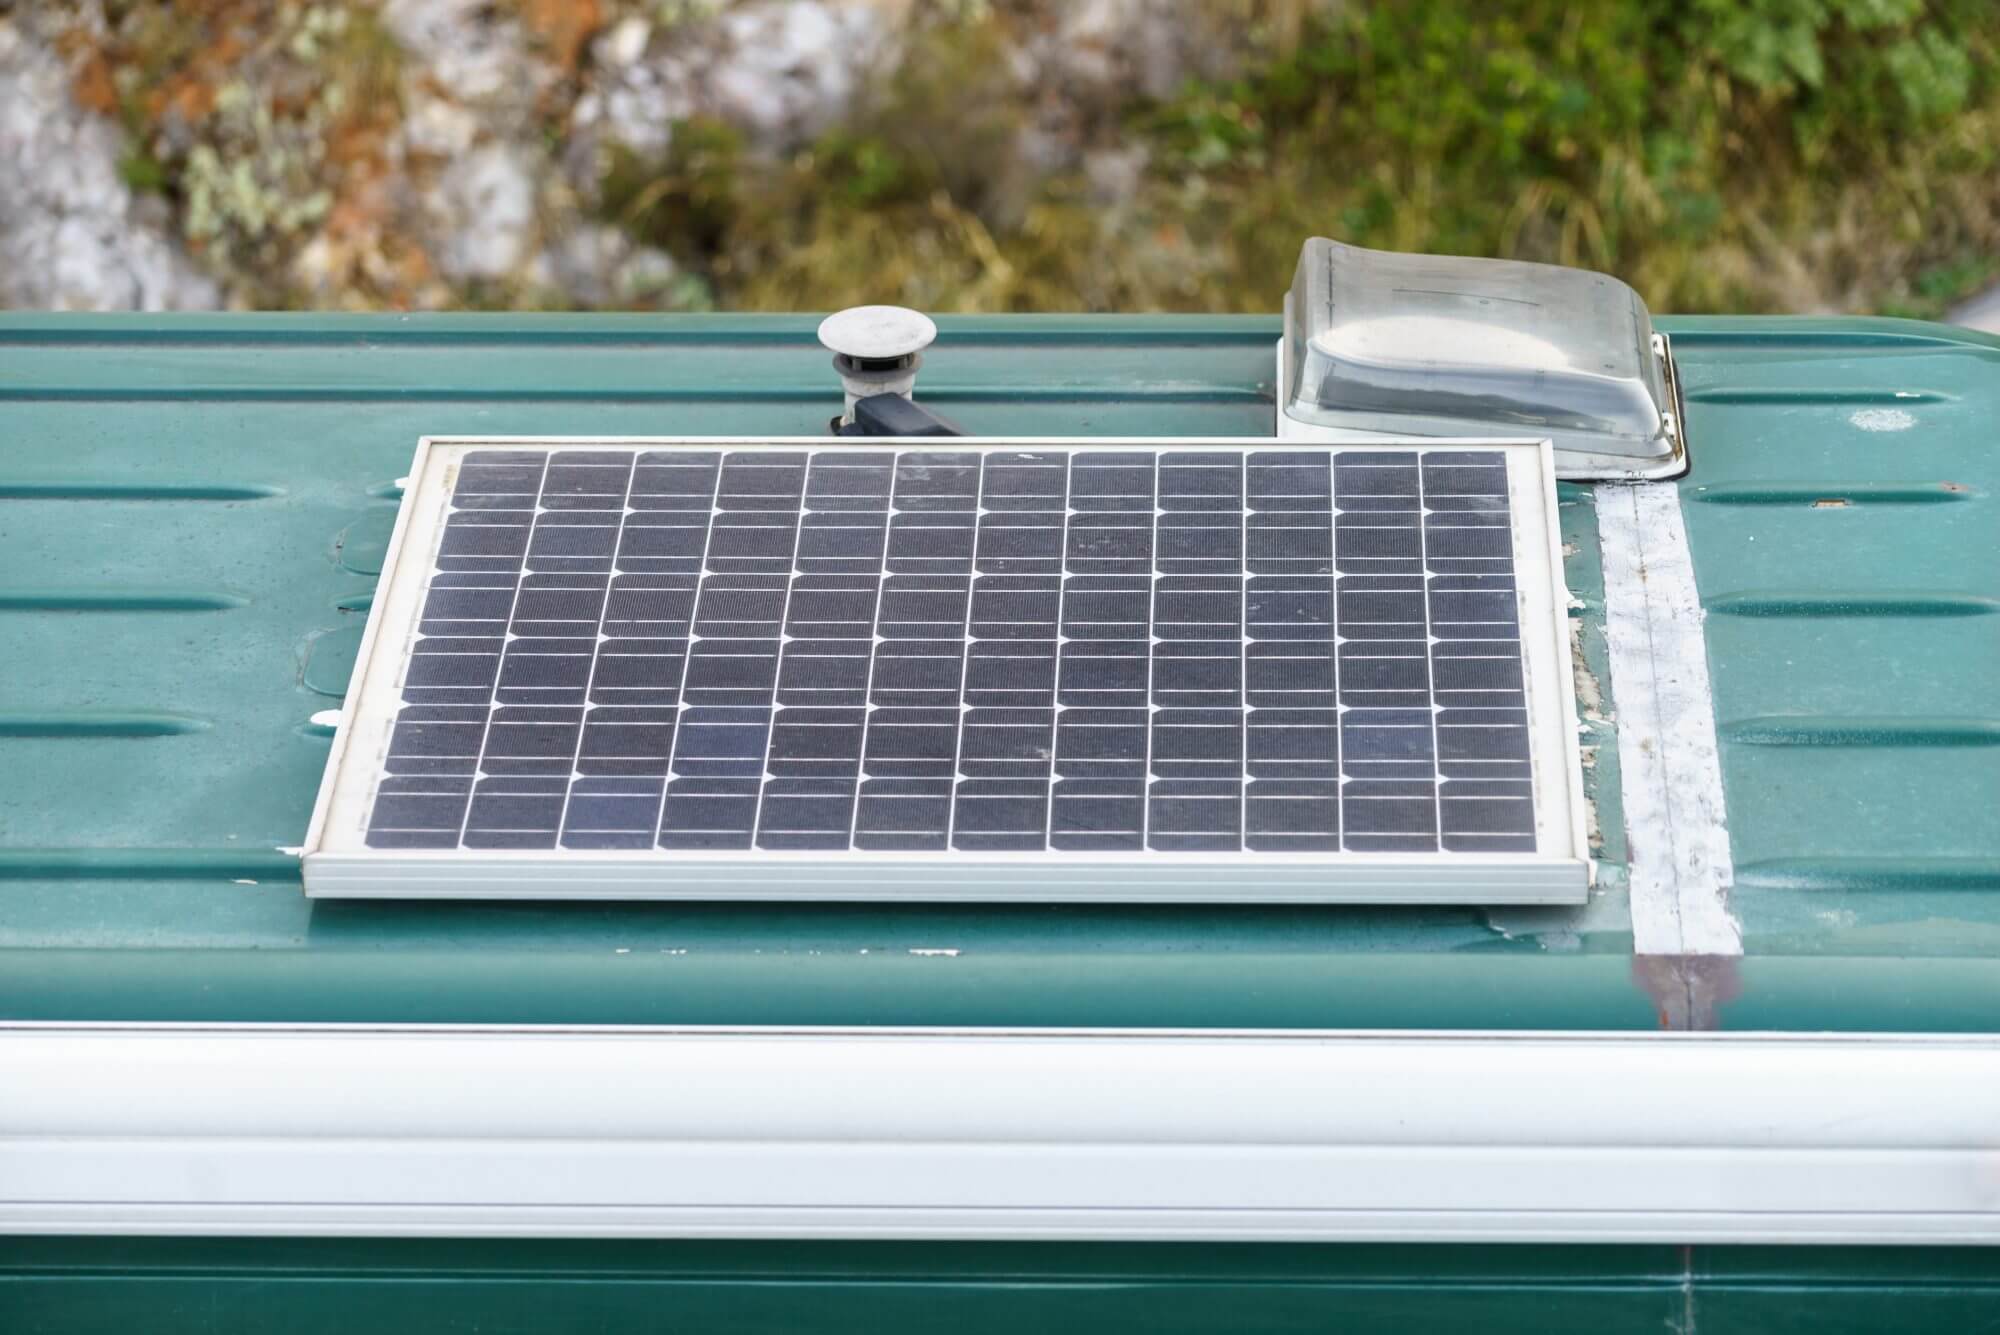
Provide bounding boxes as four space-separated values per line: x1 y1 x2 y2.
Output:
1595 483 1742 957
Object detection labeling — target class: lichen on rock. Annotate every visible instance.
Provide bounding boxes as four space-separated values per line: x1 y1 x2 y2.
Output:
0 15 219 310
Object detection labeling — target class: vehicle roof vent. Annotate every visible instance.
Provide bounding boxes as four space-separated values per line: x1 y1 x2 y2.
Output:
1277 238 1687 480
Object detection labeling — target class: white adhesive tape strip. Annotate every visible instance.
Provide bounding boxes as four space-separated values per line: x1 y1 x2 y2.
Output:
1595 483 1742 957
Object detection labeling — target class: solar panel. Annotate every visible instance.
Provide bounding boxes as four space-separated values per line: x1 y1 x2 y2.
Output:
305 438 1586 902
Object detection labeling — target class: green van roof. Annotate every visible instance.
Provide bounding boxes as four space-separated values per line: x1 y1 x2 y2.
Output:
1 312 1995 1031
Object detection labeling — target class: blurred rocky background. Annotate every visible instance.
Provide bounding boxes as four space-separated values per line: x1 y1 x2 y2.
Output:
3 0 1997 318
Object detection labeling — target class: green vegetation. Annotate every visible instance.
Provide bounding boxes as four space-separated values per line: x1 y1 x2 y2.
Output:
605 0 2000 315
50 0 2000 314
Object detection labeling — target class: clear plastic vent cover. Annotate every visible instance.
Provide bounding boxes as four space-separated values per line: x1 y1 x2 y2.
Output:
1281 239 1686 479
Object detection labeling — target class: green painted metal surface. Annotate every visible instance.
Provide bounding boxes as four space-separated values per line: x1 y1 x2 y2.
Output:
2 312 1999 1030
3 312 1999 1325
3 1240 1998 1333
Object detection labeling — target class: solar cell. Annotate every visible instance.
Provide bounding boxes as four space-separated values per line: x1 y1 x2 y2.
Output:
362 444 1537 857
305 438 1584 902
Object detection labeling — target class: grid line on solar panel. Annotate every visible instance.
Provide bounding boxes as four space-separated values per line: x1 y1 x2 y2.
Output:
365 446 1537 856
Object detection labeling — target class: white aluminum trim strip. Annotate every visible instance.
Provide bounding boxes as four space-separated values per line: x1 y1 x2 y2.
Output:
5 1025 1996 1243
300 851 1583 901
1596 482 1742 957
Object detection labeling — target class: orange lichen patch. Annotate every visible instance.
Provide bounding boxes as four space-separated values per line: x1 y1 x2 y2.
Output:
327 118 390 175
71 49 119 116
521 0 604 76
312 118 411 300
323 138 393 226
396 244 438 291
154 74 220 125
323 195 372 242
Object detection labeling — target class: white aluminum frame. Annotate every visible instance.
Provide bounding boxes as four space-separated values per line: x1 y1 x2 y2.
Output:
303 436 1588 903
5 1023 1998 1244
